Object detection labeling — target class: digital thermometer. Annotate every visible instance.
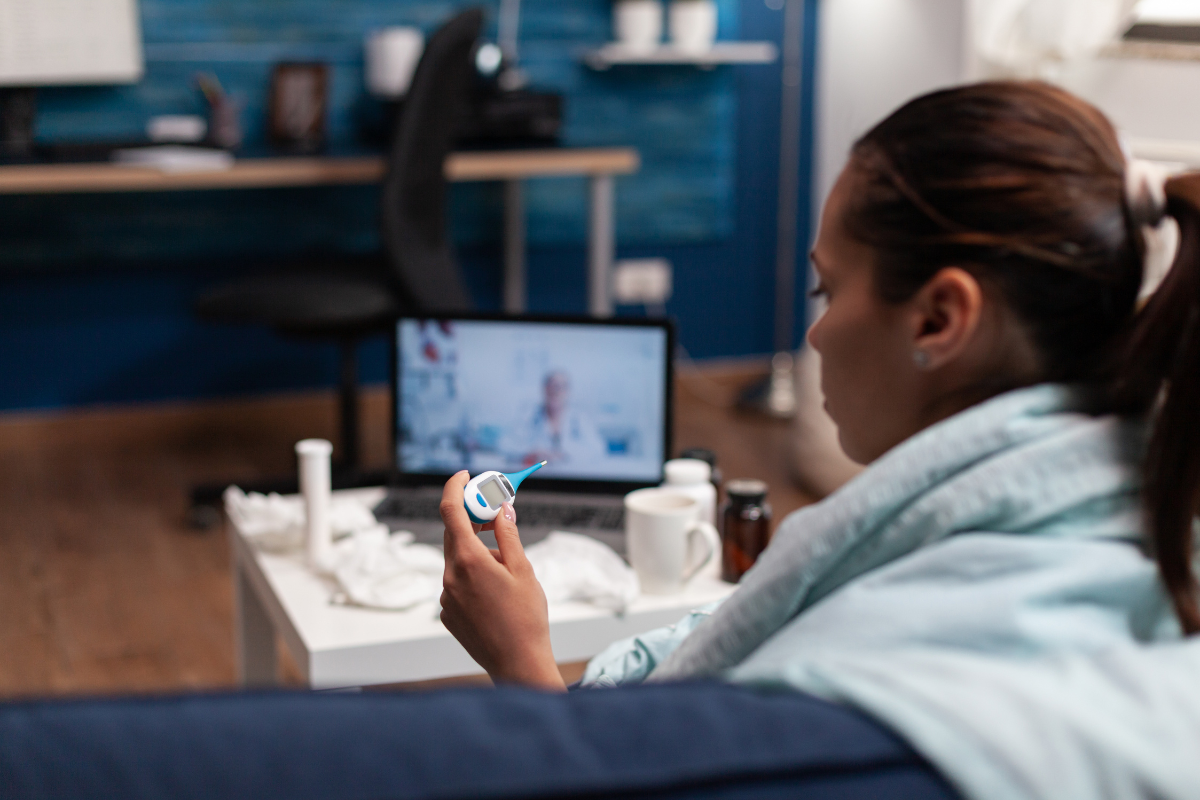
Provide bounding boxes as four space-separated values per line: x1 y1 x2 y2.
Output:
463 461 547 524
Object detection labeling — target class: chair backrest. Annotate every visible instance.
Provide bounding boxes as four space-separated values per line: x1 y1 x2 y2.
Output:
379 7 483 312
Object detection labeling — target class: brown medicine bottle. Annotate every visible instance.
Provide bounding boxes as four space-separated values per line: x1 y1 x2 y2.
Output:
721 479 771 582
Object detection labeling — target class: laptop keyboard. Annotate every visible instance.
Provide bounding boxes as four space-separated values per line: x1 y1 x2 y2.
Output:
373 493 624 531
373 493 443 522
517 503 624 531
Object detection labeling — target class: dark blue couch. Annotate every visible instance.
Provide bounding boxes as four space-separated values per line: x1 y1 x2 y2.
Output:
0 681 959 799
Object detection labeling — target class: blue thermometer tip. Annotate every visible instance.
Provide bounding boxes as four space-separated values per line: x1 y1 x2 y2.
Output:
504 460 547 491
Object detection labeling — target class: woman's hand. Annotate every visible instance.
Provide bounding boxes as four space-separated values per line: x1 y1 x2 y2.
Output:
438 471 566 691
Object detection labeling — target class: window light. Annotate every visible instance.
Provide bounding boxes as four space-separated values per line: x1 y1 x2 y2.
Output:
1126 0 1200 42
1133 0 1200 24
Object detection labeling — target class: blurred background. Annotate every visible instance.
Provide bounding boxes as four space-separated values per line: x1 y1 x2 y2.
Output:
4 0 1200 699
0 0 813 410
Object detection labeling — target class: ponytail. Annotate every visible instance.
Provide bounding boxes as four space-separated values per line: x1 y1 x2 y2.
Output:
1111 176 1200 634
847 81 1200 635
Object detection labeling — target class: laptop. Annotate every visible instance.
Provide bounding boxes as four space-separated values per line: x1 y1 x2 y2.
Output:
373 313 674 555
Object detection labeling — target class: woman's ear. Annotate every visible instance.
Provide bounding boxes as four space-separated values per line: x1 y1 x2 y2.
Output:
908 267 984 369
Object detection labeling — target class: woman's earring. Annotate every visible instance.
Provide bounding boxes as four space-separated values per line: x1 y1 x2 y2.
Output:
913 350 931 369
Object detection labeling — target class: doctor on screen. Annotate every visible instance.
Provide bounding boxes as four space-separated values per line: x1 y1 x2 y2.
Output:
507 370 607 469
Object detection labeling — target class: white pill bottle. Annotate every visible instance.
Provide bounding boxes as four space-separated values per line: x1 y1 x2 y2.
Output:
661 458 718 578
661 457 717 526
296 438 334 574
660 457 721 579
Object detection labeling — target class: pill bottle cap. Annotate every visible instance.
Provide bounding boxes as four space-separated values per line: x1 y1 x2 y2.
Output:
678 447 717 469
725 479 767 502
665 458 711 485
295 439 333 457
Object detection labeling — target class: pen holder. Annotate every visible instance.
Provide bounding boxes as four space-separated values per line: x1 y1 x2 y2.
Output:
207 95 243 150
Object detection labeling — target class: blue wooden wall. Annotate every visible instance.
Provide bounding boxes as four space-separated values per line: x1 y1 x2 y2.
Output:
0 0 818 411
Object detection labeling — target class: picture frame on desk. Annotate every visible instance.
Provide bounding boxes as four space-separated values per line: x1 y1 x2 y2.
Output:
0 88 38 159
268 62 329 154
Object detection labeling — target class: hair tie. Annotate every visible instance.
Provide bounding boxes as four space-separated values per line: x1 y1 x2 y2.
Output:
1124 157 1176 303
1125 157 1169 229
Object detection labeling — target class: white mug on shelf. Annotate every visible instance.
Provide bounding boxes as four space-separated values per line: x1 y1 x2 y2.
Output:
625 488 720 594
669 0 717 54
365 27 425 98
614 0 664 54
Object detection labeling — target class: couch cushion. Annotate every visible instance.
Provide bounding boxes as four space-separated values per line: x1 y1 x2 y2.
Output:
0 681 959 799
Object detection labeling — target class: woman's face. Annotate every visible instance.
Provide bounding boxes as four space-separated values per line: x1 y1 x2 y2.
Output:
806 167 924 464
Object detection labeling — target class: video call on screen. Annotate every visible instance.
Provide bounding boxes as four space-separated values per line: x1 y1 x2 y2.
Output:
397 319 667 482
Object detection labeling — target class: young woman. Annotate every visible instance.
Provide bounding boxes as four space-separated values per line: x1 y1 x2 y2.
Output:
436 82 1200 796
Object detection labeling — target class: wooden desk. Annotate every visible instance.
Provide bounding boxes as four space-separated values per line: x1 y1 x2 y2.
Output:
0 147 640 315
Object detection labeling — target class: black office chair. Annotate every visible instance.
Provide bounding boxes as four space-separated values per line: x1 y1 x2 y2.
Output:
189 8 482 522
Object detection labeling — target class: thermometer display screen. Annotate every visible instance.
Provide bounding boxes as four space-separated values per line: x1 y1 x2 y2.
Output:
479 478 507 508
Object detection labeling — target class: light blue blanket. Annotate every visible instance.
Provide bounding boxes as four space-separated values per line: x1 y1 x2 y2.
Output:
583 384 1200 799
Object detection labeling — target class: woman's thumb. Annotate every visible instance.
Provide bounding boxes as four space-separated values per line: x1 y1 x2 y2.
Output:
493 502 528 567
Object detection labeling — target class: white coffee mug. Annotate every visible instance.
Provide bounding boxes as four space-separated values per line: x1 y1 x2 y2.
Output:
625 488 721 594
614 0 664 54
668 0 717 54
365 27 424 98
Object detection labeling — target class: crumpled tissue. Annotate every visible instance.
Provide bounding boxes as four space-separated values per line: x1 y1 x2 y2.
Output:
525 531 640 613
330 526 446 611
330 530 640 613
225 486 640 613
331 530 640 613
223 486 376 552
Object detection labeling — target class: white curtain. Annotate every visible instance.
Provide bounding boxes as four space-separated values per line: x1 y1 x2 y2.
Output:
969 0 1140 79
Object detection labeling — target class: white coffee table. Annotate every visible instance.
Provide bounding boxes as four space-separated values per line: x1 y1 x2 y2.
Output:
230 488 737 689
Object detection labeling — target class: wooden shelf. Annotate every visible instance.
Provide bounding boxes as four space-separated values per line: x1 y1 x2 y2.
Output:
0 147 640 195
446 147 639 180
583 41 778 69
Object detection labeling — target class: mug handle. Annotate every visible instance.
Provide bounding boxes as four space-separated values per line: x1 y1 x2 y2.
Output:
681 521 721 584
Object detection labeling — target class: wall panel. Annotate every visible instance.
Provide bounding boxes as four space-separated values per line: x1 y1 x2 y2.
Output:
0 0 817 411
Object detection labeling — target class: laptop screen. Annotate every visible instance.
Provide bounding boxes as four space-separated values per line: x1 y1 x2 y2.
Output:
395 316 671 485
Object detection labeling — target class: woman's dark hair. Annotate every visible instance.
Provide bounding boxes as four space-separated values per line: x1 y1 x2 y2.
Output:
847 80 1200 634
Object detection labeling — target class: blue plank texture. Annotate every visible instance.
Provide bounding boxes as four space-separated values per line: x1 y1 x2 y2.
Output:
22 0 737 256
0 0 818 411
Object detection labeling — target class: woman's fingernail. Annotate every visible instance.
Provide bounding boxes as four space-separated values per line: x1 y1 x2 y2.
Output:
501 502 516 523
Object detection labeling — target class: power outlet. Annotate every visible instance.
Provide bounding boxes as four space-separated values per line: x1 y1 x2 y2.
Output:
612 258 672 305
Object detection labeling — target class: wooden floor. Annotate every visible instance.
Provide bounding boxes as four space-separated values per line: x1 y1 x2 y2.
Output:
0 363 813 699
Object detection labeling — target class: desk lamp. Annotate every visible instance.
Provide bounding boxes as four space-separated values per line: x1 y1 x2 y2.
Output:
496 0 530 90
739 0 805 418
